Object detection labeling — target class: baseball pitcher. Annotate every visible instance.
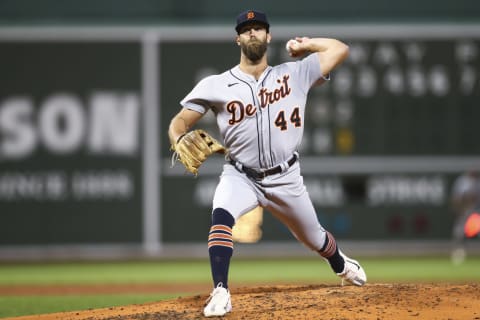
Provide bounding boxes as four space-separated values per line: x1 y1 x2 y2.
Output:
168 9 367 317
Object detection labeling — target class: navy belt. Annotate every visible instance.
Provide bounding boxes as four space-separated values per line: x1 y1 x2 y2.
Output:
230 154 297 181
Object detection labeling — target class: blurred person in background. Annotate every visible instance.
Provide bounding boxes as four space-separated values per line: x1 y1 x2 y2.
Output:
450 169 480 264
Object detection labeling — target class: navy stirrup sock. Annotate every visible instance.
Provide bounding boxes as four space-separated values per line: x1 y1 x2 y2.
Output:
208 208 235 289
318 231 345 273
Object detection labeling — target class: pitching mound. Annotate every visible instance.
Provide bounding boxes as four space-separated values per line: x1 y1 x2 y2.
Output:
10 283 480 320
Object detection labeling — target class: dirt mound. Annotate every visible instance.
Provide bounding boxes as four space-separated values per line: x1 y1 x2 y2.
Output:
9 283 480 320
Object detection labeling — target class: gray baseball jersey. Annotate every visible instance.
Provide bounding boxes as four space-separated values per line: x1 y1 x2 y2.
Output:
181 53 325 169
180 52 329 251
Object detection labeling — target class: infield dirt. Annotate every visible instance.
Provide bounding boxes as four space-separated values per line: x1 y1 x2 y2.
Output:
5 283 480 320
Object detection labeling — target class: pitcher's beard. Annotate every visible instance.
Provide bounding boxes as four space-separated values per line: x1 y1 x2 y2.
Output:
241 39 268 62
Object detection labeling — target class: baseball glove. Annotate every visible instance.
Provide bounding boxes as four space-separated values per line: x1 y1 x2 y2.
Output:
171 129 226 175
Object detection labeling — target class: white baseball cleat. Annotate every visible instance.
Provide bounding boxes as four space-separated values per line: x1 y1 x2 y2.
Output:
337 251 367 286
203 283 232 317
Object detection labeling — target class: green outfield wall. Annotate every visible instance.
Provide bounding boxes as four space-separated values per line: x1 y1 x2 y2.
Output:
0 0 479 25
1 24 480 256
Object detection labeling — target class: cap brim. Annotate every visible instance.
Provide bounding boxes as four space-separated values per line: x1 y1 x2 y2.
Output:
236 21 269 33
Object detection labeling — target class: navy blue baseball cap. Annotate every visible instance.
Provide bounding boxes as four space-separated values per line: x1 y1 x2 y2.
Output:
235 10 270 34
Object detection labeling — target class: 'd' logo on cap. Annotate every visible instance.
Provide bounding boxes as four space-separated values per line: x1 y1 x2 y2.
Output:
247 11 255 19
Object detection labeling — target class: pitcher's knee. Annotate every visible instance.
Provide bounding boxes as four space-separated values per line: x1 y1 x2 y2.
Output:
212 208 235 227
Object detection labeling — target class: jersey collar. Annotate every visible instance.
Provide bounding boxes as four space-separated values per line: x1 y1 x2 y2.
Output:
231 65 273 84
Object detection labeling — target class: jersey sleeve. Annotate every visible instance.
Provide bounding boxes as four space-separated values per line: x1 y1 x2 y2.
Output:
179 77 212 114
294 53 330 94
